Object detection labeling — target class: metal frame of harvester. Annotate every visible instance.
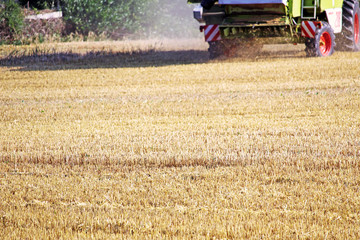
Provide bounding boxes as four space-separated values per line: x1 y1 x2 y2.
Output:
188 0 360 58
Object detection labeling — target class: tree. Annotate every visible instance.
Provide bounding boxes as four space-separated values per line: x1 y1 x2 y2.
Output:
18 0 56 10
0 0 24 42
61 0 197 39
61 0 150 37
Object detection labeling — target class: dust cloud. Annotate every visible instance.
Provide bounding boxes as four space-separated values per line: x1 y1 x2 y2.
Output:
134 0 206 51
143 1 201 38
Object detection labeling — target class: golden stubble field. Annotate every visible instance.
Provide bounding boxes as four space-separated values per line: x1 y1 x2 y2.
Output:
0 39 360 239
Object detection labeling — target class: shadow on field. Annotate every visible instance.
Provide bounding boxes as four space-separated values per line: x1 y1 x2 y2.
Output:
0 50 209 71
0 48 305 71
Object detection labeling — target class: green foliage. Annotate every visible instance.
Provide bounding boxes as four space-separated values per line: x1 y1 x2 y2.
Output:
61 0 198 39
18 0 56 10
0 0 24 42
61 0 150 37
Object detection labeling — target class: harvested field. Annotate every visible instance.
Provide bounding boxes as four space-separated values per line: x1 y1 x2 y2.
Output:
0 39 360 239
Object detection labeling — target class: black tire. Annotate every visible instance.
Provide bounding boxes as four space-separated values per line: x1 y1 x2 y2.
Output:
305 22 335 57
337 0 360 51
208 39 263 60
201 0 216 10
208 40 228 59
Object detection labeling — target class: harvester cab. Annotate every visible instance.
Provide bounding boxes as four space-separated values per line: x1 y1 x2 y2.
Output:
188 0 360 58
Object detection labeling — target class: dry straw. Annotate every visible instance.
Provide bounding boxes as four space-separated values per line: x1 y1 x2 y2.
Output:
0 39 359 238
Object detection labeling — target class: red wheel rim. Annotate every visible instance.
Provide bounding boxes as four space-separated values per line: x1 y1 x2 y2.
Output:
319 31 332 56
355 13 359 44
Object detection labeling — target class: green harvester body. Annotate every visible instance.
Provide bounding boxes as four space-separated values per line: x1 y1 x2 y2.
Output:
188 0 360 56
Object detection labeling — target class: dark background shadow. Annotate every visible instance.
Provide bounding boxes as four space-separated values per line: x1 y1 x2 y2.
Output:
0 50 210 71
0 48 305 71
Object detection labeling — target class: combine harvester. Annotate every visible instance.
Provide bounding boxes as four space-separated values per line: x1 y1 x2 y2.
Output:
188 0 360 58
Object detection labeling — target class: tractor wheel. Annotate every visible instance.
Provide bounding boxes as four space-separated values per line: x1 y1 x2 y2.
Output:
208 41 225 59
208 40 233 59
337 0 360 51
305 22 335 57
208 39 263 59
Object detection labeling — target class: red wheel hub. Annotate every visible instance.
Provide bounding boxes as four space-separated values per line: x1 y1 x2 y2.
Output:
355 13 359 44
319 31 332 56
